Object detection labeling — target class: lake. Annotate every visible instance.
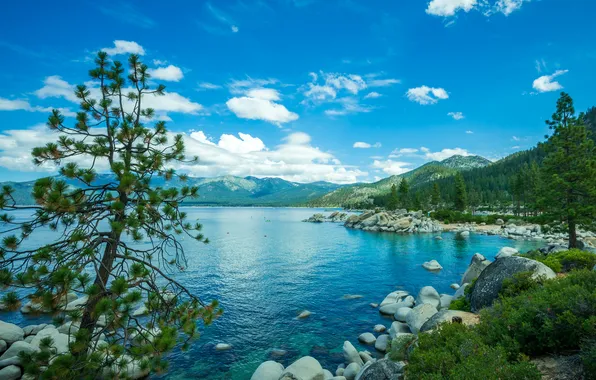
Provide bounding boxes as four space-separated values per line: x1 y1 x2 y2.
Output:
1 207 542 379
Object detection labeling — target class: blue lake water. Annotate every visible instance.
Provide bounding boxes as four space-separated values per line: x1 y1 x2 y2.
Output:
1 208 542 379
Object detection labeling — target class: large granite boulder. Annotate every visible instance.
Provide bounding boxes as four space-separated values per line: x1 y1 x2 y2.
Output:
344 362 362 380
461 253 491 285
250 361 284 380
374 334 390 352
406 304 438 334
419 310 480 332
358 333 376 345
379 291 409 307
388 321 411 338
496 247 518 259
0 341 39 362
379 296 414 315
469 256 556 312
355 359 405 380
30 328 70 354
422 260 443 271
0 322 24 345
279 356 325 380
415 286 440 309
343 341 364 366
0 365 21 380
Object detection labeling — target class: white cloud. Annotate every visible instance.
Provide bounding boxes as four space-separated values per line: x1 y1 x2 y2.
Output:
34 76 78 103
364 92 382 99
421 146 430 153
424 147 470 161
367 78 400 87
426 0 477 17
0 97 76 117
494 0 526 15
153 59 168 65
148 65 184 81
102 40 145 56
512 136 520 141
198 82 222 90
231 25 239 33
353 142 381 149
406 86 449 105
246 88 280 101
324 97 373 116
532 70 568 93
372 159 412 176
226 96 298 125
228 77 278 94
466 130 474 134
448 111 465 120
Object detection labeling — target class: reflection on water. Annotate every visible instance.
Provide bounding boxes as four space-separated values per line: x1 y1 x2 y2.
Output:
0 208 542 379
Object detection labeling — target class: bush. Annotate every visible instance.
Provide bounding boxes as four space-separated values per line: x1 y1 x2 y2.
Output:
448 297 470 312
582 340 596 380
499 271 543 299
388 334 417 361
521 249 596 273
478 270 596 358
406 323 541 380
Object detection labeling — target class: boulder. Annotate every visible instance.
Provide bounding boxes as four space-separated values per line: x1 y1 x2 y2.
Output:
379 291 409 307
280 356 325 380
23 324 47 336
250 361 284 380
470 256 556 312
394 307 412 322
495 218 504 225
298 310 312 319
343 362 361 380
450 283 460 290
406 304 438 334
388 322 411 339
358 333 376 345
215 343 232 351
343 341 364 366
459 231 470 237
461 253 491 285
454 283 469 299
439 294 453 309
354 359 405 380
496 247 518 259
359 351 374 363
379 296 414 315
419 310 480 332
30 328 70 354
415 286 440 309
422 260 443 271
0 321 24 345
373 324 386 333
64 295 88 311
374 334 390 352
0 341 39 362
0 340 6 354
0 365 21 380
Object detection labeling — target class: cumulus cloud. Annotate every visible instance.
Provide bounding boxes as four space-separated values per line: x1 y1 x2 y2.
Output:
372 159 412 176
448 111 465 120
406 86 449 105
424 147 470 161
532 70 568 93
148 65 184 81
353 142 382 149
0 97 76 117
102 40 145 56
426 0 477 17
226 90 298 125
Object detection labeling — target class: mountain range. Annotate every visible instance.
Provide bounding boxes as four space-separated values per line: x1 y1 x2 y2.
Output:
0 155 491 207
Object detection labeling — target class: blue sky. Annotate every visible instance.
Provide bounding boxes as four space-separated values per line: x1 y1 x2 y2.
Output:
0 0 595 183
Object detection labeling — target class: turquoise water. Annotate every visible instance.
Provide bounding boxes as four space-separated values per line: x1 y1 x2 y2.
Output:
1 208 542 379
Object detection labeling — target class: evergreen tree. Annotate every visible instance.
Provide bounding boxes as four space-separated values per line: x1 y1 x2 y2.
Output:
454 172 468 211
0 52 221 377
540 92 596 248
398 178 409 210
468 191 480 215
387 183 398 211
431 182 441 210
413 191 423 211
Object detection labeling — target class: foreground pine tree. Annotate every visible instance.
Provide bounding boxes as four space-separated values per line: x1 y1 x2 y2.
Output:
0 52 221 378
541 92 596 248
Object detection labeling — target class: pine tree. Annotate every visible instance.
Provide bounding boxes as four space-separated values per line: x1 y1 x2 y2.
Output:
540 92 596 248
398 178 409 210
454 172 468 211
387 183 398 211
413 191 423 211
0 52 221 377
431 182 441 210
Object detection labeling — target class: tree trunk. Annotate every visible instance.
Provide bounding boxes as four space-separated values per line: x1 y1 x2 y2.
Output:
568 218 577 249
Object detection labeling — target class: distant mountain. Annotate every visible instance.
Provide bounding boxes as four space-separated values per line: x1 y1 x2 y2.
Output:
307 155 492 208
0 175 344 207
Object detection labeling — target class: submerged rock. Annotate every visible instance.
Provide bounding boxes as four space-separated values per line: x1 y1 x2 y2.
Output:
215 343 232 351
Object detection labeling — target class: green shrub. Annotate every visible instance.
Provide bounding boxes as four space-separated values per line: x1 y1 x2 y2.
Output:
406 323 541 380
448 297 470 312
499 271 542 299
582 340 596 380
388 334 417 361
521 249 596 273
478 270 596 358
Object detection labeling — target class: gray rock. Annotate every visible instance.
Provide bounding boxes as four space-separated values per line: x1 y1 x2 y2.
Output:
343 362 361 380
393 307 412 322
379 291 409 307
461 253 491 285
298 310 312 319
454 283 469 299
0 340 5 354
373 324 386 333
250 361 284 380
374 334 390 352
279 356 325 380
64 295 88 311
459 230 470 237
470 256 556 312
354 359 405 380
132 305 148 317
379 296 414 315
23 324 47 336
496 247 518 259
415 286 440 309
419 310 480 332
0 321 24 345
343 341 364 366
323 369 335 379
0 365 21 380
31 328 70 354
406 304 438 334
495 218 504 225
439 294 453 309
359 351 374 363
358 333 376 345
0 341 39 362
215 343 232 351
102 354 149 379
450 283 460 290
422 260 443 271
388 322 411 339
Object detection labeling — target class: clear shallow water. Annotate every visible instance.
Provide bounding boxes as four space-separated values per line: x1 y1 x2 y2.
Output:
1 208 542 379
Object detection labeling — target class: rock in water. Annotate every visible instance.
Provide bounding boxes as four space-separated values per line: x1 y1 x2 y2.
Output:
422 260 443 271
355 359 406 380
358 333 376 345
374 334 390 352
279 356 325 380
406 304 438 334
298 310 312 319
394 307 412 322
215 343 232 351
250 361 284 380
373 324 386 333
450 283 460 290
419 310 480 332
388 321 411 338
0 321 24 345
461 253 491 285
415 286 441 309
470 256 556 312
343 341 364 366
